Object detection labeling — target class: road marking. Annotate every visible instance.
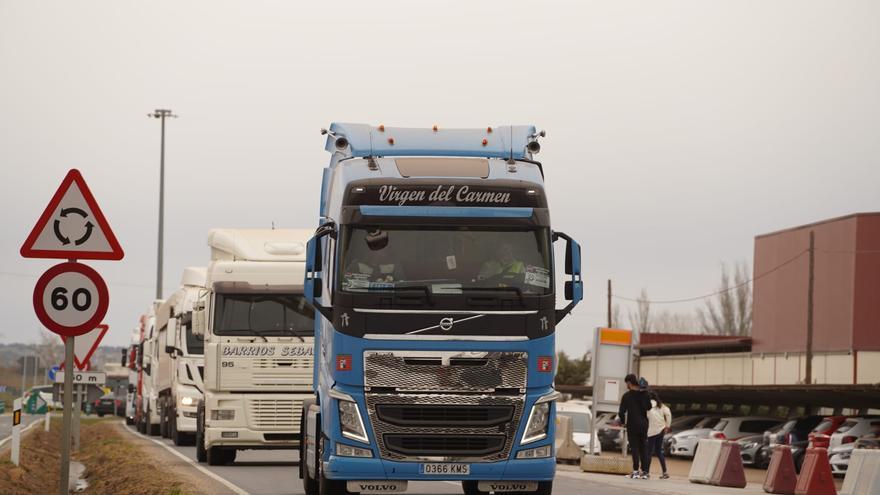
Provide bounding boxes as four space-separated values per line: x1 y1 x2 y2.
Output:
119 421 250 495
0 415 43 448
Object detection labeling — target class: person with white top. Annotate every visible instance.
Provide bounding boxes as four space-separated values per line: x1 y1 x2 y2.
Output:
646 391 672 479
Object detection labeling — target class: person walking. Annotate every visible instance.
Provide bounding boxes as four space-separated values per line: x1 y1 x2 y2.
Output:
618 373 652 479
646 391 672 479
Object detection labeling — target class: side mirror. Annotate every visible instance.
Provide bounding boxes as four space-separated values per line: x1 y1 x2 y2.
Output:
192 299 206 337
305 222 335 320
553 231 583 323
164 318 178 354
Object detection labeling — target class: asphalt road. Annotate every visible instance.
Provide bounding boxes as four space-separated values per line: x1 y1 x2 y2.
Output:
125 424 646 495
0 412 45 445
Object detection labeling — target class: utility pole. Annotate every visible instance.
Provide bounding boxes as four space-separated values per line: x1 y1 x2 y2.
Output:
607 279 613 328
805 230 815 385
147 109 177 299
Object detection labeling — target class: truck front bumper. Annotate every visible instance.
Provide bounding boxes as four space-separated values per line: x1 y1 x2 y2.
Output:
175 408 198 433
205 426 300 449
324 456 555 481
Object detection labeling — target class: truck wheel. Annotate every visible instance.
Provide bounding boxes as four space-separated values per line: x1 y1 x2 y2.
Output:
196 405 207 462
160 402 168 438
208 447 236 466
149 408 160 436
171 409 181 446
318 435 351 495
301 401 318 495
532 481 552 495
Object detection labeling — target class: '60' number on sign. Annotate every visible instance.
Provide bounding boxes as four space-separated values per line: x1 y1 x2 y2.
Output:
51 287 92 312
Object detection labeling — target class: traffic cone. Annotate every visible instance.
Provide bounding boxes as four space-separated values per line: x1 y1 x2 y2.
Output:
763 445 797 494
795 448 837 495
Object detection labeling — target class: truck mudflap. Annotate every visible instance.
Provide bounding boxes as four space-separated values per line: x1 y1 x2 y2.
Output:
478 481 537 492
346 481 407 493
324 456 555 481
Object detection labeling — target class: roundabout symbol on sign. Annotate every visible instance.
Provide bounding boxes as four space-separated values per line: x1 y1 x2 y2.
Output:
33 262 109 337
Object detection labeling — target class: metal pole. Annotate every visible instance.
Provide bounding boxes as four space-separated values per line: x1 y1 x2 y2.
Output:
607 279 612 328
156 113 165 299
805 230 815 385
59 337 74 495
33 355 38 390
21 356 27 399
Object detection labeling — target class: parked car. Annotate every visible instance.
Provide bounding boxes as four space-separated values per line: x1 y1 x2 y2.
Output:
91 393 126 417
709 416 782 442
808 415 849 449
556 400 601 454
829 443 854 477
663 414 723 456
828 420 880 477
668 416 726 458
738 434 765 467
829 417 880 450
757 415 824 469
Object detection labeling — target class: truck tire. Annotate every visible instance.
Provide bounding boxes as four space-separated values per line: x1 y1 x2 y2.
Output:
160 401 168 438
196 405 207 462
148 407 160 436
208 447 236 466
461 481 485 495
171 407 181 446
300 400 318 495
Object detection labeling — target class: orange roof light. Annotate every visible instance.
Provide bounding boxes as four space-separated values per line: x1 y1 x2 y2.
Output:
378 124 385 132
432 125 439 132
481 138 488 146
387 137 395 145
487 126 493 133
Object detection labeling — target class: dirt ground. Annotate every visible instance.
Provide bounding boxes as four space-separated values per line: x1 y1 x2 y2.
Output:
0 417 206 495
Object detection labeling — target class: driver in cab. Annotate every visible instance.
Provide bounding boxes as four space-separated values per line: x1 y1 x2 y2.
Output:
477 242 524 283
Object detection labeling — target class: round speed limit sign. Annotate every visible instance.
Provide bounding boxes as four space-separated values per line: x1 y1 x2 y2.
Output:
33 262 109 337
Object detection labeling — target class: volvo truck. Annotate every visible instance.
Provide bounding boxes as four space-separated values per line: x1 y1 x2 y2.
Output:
300 124 583 494
155 267 207 445
193 229 316 465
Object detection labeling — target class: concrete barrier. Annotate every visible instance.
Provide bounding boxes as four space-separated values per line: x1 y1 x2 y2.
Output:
795 448 837 495
763 445 797 495
555 415 582 464
840 449 880 495
710 441 747 488
689 439 724 484
581 454 632 475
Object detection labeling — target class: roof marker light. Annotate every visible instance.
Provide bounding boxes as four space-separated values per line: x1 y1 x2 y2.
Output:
432 125 439 132
487 126 493 133
378 124 385 132
387 137 395 145
481 138 488 146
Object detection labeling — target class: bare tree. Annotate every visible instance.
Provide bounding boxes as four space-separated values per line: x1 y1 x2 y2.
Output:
37 329 64 369
610 303 623 328
697 262 752 336
627 288 652 334
653 311 699 333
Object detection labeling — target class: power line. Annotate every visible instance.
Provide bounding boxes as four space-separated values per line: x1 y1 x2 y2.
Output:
614 248 809 305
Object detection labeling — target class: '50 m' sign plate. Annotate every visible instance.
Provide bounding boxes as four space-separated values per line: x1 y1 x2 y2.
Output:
33 262 108 337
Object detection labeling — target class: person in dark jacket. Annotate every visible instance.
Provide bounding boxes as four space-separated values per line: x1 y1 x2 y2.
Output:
618 373 652 479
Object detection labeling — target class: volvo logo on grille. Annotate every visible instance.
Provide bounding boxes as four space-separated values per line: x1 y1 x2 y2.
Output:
439 317 454 331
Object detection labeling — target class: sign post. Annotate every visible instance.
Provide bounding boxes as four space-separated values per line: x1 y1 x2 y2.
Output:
20 168 124 495
11 398 22 465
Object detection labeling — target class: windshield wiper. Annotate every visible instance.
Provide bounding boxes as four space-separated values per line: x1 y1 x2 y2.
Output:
370 285 434 306
461 287 525 306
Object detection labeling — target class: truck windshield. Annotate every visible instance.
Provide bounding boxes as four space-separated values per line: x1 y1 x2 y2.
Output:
184 323 204 355
213 293 315 337
339 226 552 295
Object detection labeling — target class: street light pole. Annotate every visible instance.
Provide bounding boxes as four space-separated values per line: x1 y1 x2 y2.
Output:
147 109 177 300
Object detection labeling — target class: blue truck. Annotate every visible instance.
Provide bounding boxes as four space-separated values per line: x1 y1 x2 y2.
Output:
300 123 583 495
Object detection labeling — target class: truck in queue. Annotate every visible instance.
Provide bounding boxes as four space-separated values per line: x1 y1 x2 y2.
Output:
124 324 139 425
137 300 164 436
192 229 317 465
155 267 207 445
300 123 583 495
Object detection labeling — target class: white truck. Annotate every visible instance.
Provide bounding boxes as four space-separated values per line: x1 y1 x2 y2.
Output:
192 229 316 465
155 267 207 445
137 300 164 435
125 324 139 425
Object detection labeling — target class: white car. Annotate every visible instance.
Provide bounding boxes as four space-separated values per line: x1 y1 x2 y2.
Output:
556 400 601 454
708 416 782 442
829 443 853 476
828 417 880 450
668 416 724 457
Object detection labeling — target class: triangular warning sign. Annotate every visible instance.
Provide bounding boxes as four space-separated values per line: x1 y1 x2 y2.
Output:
61 324 109 370
20 169 124 260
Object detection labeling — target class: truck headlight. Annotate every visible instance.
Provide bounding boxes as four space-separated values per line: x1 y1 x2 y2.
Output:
180 396 196 407
338 399 369 443
210 409 235 421
522 402 550 444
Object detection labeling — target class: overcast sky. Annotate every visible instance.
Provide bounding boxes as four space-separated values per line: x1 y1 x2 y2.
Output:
2 1 878 355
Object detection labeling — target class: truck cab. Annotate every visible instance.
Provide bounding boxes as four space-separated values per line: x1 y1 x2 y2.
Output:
301 124 583 494
138 300 164 436
155 267 207 445
192 229 316 465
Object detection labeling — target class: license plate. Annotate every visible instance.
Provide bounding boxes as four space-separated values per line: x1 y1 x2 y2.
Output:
419 463 470 475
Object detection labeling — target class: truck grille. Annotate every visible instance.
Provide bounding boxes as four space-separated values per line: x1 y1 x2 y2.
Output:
365 393 524 462
247 399 301 430
364 351 526 392
375 404 514 427
384 434 506 456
